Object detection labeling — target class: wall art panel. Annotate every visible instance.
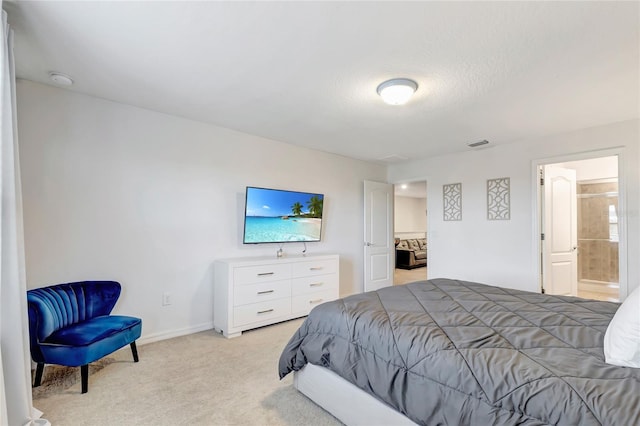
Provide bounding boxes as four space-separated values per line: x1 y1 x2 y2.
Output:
487 177 510 220
443 183 462 221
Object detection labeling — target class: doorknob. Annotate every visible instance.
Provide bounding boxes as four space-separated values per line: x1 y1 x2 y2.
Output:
365 242 373 246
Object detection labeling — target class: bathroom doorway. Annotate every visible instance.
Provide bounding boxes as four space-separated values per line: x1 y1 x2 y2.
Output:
393 181 427 285
539 155 620 301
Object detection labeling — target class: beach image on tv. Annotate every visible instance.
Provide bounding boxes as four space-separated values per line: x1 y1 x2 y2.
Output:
244 187 323 243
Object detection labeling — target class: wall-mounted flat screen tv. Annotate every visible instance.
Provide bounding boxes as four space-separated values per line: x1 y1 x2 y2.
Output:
243 187 324 244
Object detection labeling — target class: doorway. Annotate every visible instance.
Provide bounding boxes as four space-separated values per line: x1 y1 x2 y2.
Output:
538 155 621 302
393 181 428 285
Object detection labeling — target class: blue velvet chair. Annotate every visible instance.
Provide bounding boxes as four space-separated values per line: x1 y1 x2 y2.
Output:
26 281 142 393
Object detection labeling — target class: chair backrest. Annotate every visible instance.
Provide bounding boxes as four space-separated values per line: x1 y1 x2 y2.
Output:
27 281 121 359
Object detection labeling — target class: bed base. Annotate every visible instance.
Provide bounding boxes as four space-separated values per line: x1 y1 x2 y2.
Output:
293 363 417 426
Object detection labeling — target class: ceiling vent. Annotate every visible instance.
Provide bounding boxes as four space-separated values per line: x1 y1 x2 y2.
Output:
467 139 489 148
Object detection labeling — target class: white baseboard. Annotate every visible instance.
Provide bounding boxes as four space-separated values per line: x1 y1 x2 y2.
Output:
137 321 214 346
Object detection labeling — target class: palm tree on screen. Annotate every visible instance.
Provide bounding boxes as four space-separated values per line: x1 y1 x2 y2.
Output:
307 196 323 218
291 202 303 216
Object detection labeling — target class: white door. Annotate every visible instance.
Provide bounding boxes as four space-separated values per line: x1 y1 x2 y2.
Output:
364 180 394 292
542 165 577 296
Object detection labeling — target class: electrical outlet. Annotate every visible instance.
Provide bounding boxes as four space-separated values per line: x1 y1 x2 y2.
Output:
162 292 172 306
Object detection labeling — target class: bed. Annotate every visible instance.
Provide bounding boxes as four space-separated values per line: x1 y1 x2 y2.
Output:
278 278 640 425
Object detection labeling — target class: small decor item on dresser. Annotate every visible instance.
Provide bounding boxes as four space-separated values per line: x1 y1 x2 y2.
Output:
443 183 462 221
487 177 510 220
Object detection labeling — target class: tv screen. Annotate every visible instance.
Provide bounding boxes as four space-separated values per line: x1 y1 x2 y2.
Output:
243 187 324 244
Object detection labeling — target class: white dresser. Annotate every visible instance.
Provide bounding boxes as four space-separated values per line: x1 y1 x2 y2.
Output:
214 254 339 338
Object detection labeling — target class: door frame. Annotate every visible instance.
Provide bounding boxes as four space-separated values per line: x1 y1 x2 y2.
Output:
391 179 429 283
532 147 628 299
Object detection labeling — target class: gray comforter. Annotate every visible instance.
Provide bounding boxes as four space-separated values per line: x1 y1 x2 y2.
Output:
278 278 640 425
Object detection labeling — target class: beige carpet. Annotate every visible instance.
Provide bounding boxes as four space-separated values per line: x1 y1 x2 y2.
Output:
32 358 115 400
33 318 342 425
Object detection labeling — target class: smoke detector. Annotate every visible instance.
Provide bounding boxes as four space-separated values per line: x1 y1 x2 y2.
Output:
49 72 73 86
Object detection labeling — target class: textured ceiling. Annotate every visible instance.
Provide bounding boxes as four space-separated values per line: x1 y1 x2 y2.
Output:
5 1 639 163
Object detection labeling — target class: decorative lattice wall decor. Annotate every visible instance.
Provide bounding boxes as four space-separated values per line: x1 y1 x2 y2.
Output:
487 177 510 220
443 183 462 221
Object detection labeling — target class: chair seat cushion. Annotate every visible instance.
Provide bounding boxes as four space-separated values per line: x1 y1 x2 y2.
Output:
39 315 142 367
44 315 141 346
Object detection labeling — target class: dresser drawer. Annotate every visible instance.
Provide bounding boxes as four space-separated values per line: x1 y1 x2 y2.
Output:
291 274 338 296
234 280 291 306
233 298 291 327
291 289 338 316
234 263 291 285
292 259 338 278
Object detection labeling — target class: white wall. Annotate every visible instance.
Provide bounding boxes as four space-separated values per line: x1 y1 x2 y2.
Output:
394 196 426 239
16 80 386 343
388 119 640 297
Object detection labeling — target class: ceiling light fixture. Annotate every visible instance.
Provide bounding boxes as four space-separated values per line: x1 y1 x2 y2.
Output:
48 72 74 86
377 78 418 105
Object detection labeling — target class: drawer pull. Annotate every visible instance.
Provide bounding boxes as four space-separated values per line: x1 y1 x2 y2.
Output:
257 290 274 295
309 282 324 287
257 308 274 314
309 299 324 304
257 272 275 276
310 267 323 271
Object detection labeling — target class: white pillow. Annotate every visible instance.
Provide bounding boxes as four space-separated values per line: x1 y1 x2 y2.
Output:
604 285 640 368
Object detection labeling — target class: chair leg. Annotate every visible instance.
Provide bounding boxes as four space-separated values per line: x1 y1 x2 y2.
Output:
130 341 139 362
33 363 45 387
81 364 89 394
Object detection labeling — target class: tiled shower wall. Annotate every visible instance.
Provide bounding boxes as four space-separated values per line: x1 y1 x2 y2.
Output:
577 182 619 283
